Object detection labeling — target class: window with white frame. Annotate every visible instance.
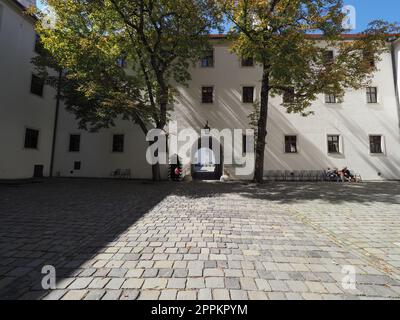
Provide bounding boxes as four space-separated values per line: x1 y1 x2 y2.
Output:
325 93 338 104
367 87 378 103
285 136 298 153
327 135 340 154
369 135 383 154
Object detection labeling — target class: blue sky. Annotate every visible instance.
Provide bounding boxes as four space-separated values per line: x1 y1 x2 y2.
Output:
37 0 399 33
346 0 399 32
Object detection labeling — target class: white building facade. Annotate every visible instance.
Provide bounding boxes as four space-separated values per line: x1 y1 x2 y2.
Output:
1 0 400 181
0 0 57 179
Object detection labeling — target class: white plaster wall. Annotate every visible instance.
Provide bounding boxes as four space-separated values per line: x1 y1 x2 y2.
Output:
0 0 56 179
53 106 163 179
173 40 400 180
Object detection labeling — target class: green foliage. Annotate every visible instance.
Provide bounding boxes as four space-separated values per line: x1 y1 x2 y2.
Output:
34 0 222 132
220 0 400 114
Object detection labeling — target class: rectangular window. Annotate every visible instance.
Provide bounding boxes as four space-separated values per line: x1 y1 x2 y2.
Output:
112 134 124 153
30 74 44 97
323 50 334 65
241 57 254 67
69 134 81 152
202 86 214 104
201 50 214 68
327 135 340 154
74 161 82 170
24 128 39 149
325 93 337 104
367 87 378 103
283 88 295 103
242 87 254 103
370 135 383 154
285 136 298 153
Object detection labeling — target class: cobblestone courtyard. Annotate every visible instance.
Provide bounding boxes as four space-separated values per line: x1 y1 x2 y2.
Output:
0 179 400 300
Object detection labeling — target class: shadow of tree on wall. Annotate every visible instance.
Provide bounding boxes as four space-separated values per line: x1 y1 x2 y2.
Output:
0 179 175 300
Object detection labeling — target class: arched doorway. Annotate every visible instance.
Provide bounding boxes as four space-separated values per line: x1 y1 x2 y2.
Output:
191 136 223 180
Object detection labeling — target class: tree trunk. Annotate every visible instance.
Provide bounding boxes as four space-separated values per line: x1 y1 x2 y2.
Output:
253 66 270 183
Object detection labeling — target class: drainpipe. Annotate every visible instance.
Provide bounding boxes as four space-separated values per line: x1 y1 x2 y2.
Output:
49 69 62 178
390 40 400 130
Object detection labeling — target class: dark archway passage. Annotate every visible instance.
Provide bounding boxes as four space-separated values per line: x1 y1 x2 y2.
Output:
191 137 223 180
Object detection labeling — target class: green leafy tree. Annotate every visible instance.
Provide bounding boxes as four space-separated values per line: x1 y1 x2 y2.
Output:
34 0 221 181
219 0 399 183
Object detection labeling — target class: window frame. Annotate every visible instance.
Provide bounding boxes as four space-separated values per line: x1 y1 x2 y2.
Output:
30 73 45 97
201 86 214 104
68 134 81 153
284 135 298 154
369 135 385 155
327 134 341 154
200 49 214 68
366 87 378 104
74 161 82 171
112 134 125 153
325 93 338 104
24 127 40 150
242 86 255 104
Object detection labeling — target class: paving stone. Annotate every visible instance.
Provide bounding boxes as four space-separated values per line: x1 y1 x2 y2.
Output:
122 278 144 289
84 289 105 300
268 280 290 292
204 269 224 277
120 290 140 300
206 277 225 289
106 278 125 290
286 281 308 293
198 288 212 300
101 290 122 300
88 278 110 289
159 289 178 300
177 291 197 300
239 278 257 291
126 269 144 278
138 290 161 300
142 278 168 290
61 290 88 300
173 269 188 278
43 290 67 300
230 290 248 300
187 278 206 289
213 289 230 300
68 278 92 290
225 277 241 290
248 291 268 300
167 278 186 289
